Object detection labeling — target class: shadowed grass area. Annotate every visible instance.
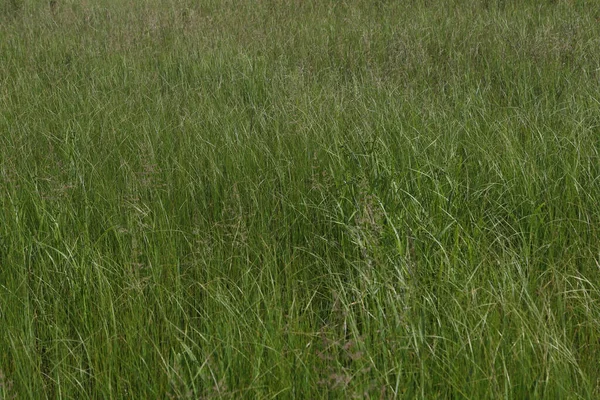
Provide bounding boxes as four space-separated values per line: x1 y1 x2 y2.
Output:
1 0 600 398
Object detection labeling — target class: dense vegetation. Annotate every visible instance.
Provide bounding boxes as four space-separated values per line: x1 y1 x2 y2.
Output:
1 0 600 398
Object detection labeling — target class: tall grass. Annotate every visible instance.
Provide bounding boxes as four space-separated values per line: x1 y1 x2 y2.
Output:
1 0 600 398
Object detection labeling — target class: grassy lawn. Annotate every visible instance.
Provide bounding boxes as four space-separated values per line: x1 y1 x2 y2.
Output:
1 0 600 398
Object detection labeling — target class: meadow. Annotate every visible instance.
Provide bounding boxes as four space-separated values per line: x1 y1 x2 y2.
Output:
1 0 600 398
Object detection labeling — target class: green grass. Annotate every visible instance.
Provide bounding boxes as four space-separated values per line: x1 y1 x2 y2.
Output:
1 0 600 398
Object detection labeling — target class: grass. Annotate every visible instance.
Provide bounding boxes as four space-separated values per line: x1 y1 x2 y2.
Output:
1 0 600 398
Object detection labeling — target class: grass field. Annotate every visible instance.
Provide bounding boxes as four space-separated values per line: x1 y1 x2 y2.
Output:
1 0 600 398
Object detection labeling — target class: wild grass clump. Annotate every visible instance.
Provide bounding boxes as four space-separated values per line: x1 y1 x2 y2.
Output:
1 0 600 398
